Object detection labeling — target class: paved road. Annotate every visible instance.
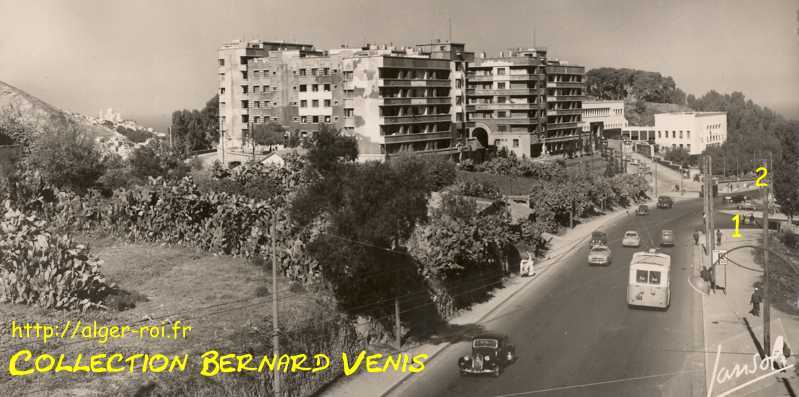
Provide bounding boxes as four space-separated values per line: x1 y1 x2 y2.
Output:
391 199 710 397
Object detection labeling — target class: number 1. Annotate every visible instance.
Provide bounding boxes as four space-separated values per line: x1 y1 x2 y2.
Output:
732 214 742 238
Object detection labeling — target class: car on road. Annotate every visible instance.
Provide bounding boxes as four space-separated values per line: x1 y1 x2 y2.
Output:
589 231 608 248
636 205 649 216
458 334 516 377
657 196 674 209
622 231 641 247
660 230 675 246
588 245 613 266
738 201 757 211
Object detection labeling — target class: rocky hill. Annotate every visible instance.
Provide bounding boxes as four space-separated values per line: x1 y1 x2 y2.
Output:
0 80 158 158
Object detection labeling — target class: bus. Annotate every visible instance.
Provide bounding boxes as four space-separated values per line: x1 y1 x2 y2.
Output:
627 249 671 309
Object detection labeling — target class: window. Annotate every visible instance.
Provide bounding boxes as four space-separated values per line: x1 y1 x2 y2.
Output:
636 270 648 283
312 100 319 108
253 70 260 78
679 131 683 139
498 125 507 132
241 85 248 94
497 111 507 118
497 97 507 104
241 71 247 80
672 131 676 138
220 87 225 95
300 100 307 108
323 67 330 76
343 71 353 80
299 69 306 76
649 271 661 284
254 101 260 108
263 86 269 93
218 59 225 66
241 115 248 123
344 109 354 117
324 84 331 92
657 131 661 138
324 115 331 123
299 84 307 92
311 68 318 76
254 116 260 123
512 139 519 147
455 62 462 71
301 116 308 123
253 85 259 92
324 99 331 107
687 131 691 139
456 79 463 88
312 84 319 92
687 144 691 151
498 82 506 89
241 100 248 109
497 68 506 75
312 115 319 123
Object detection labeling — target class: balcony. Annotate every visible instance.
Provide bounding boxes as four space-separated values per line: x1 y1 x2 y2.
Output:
343 81 354 91
508 74 544 81
502 118 541 125
380 114 452 124
384 131 454 144
381 97 451 106
471 103 542 111
546 122 579 130
546 81 584 88
547 95 585 102
470 88 543 96
542 134 580 143
546 108 582 116
467 75 495 82
344 117 355 128
379 79 451 88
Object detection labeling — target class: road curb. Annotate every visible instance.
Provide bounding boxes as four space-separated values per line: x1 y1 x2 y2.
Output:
377 207 633 397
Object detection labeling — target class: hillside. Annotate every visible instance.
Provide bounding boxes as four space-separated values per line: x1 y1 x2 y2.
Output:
0 81 157 158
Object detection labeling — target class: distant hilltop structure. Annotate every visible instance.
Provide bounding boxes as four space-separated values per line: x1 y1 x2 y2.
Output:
99 107 123 123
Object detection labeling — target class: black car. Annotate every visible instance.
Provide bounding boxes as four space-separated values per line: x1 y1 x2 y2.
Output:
657 196 673 209
458 334 516 377
636 205 649 216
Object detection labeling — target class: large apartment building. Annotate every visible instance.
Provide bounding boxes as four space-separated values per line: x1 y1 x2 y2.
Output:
466 48 585 158
217 39 472 165
218 40 583 164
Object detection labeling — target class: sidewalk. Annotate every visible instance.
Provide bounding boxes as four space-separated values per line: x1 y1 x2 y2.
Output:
320 200 651 397
699 229 799 396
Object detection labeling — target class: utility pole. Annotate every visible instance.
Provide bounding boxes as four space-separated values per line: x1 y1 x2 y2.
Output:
654 158 658 197
762 158 771 355
271 214 281 396
394 221 402 351
704 155 713 290
708 156 716 288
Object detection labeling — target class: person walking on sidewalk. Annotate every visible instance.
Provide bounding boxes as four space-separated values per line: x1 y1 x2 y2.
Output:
693 231 699 246
716 229 722 246
750 287 762 316
750 213 756 226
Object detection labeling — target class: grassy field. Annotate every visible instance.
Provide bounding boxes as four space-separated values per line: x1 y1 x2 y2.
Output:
0 235 334 396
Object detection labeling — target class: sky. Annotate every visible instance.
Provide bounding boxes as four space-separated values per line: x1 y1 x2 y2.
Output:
1 0 797 132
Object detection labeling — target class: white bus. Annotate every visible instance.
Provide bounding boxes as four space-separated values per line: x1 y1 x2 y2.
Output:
627 249 671 309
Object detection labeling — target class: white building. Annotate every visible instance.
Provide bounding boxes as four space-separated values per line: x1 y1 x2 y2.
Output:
622 111 727 156
580 100 627 131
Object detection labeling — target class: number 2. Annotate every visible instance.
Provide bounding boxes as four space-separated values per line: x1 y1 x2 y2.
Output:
732 214 742 238
755 166 769 187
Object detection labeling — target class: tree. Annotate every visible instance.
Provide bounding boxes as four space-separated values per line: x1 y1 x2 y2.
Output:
250 122 285 156
24 124 106 193
169 95 219 155
664 147 691 167
774 128 799 221
306 124 358 172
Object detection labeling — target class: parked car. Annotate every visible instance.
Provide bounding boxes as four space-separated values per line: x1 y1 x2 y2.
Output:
590 231 608 248
657 196 674 209
588 245 613 266
636 205 649 216
458 334 516 377
661 230 675 246
622 231 641 247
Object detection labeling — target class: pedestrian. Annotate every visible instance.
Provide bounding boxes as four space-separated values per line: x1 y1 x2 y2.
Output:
716 229 722 246
750 287 762 316
750 213 756 226
693 231 699 246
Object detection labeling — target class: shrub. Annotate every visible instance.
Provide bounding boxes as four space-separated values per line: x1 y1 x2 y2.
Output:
189 156 204 171
783 230 797 249
23 124 106 193
0 201 115 310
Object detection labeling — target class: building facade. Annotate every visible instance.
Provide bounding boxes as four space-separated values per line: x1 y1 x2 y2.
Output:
217 40 474 165
466 48 585 159
622 112 727 156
